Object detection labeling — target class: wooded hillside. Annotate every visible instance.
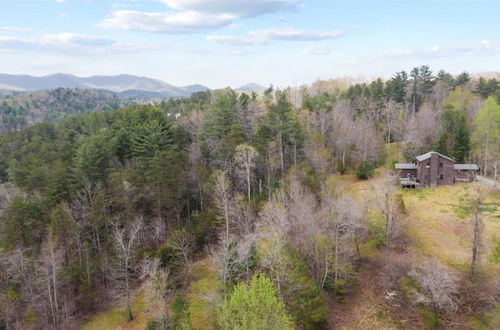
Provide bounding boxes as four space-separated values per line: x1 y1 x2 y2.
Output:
0 67 499 329
0 88 132 134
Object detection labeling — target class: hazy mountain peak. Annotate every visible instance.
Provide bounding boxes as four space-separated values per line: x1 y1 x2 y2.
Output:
0 73 209 97
236 83 267 93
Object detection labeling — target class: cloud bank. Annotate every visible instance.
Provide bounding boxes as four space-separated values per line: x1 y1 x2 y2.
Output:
99 0 298 33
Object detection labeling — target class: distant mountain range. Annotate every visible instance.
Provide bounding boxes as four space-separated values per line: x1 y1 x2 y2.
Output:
235 83 267 93
0 73 266 98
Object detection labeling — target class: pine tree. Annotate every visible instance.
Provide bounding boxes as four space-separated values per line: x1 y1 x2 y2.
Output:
131 119 173 160
74 132 112 184
0 153 9 182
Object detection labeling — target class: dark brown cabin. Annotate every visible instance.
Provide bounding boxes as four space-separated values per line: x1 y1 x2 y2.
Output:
395 151 478 187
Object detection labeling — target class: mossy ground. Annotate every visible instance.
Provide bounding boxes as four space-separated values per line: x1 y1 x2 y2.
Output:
81 288 155 330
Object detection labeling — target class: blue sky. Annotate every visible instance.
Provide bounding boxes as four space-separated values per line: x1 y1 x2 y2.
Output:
0 0 499 88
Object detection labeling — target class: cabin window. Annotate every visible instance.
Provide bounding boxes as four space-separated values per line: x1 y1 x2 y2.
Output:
439 162 443 168
439 174 444 180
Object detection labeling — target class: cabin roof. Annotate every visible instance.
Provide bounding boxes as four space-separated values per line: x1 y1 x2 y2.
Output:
395 163 417 170
454 164 479 170
416 151 455 163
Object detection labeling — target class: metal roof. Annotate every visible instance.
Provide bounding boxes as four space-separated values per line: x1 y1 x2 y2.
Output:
416 151 455 163
395 163 417 170
454 164 479 170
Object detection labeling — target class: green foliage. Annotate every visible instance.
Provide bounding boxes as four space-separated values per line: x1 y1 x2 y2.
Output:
74 131 113 184
302 92 336 112
0 196 46 249
158 245 183 272
217 274 294 330
254 91 304 175
282 249 329 329
473 96 500 173
385 71 408 104
489 240 500 264
366 210 387 247
0 88 128 133
356 161 375 179
454 71 470 88
0 153 9 182
189 210 220 246
170 295 191 330
200 88 246 163
131 117 173 160
437 104 470 162
475 77 499 98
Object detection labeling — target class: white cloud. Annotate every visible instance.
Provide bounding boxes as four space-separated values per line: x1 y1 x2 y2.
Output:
100 0 298 34
248 28 344 41
99 10 234 33
0 33 166 56
303 44 336 55
0 26 34 34
159 0 297 17
205 35 259 46
42 33 115 47
386 40 500 59
207 28 345 46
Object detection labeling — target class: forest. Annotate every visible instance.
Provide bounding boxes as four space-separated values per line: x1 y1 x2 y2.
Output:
0 88 132 134
0 66 499 329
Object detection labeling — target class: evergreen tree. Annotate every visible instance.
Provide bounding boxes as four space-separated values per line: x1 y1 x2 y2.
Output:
385 71 408 104
438 105 470 162
0 153 9 182
74 132 113 184
0 196 46 250
454 71 470 88
255 91 303 178
131 118 173 160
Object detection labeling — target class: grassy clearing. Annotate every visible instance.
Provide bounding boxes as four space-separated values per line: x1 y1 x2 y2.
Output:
185 259 223 330
401 183 500 274
81 288 156 330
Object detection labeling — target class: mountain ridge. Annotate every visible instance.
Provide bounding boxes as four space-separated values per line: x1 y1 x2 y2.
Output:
0 73 210 98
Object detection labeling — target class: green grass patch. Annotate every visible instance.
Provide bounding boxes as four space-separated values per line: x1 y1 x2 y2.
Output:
81 289 151 330
185 260 223 330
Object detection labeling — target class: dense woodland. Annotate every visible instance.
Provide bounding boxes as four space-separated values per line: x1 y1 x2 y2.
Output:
0 66 499 329
0 88 131 134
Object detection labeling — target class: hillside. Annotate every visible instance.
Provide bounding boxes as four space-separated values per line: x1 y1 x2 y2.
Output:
0 88 131 134
0 73 210 98
0 67 499 330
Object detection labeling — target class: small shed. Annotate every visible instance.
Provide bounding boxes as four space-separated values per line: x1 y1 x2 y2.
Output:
395 163 417 179
454 164 479 182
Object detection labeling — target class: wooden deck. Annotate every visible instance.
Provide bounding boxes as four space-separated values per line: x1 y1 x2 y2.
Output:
399 177 420 188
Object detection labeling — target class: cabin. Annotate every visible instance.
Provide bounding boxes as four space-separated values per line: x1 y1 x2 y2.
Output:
395 151 479 187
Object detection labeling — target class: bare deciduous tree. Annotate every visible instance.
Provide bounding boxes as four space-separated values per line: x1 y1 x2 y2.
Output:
467 184 495 278
143 258 170 329
408 258 459 314
212 170 234 239
234 144 258 200
372 175 401 259
112 218 143 322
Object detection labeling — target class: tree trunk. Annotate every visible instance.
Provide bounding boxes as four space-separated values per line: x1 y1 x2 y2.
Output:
278 131 284 178
246 165 251 200
334 223 339 287
125 257 133 321
470 193 482 278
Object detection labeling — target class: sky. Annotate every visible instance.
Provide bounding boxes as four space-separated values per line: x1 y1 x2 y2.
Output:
0 0 499 88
